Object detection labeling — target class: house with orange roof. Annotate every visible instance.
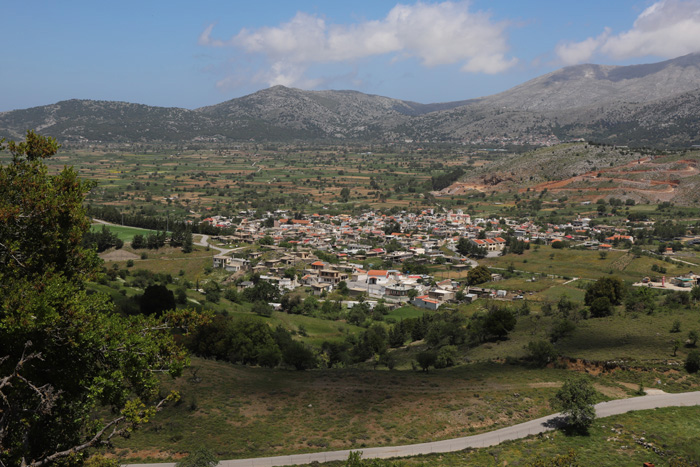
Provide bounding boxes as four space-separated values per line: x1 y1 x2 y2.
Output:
606 234 634 244
413 295 441 310
367 270 390 285
310 260 325 271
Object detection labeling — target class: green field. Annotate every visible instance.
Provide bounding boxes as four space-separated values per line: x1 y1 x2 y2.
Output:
90 223 160 242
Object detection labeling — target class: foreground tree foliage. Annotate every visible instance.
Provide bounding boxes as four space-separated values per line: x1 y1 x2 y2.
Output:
0 132 192 466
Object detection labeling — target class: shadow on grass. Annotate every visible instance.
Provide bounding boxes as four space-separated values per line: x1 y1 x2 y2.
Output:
543 415 594 437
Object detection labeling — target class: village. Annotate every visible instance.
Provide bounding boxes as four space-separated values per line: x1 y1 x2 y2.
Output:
205 208 700 311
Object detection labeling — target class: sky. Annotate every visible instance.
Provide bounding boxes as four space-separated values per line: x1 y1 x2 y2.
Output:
3 0 700 112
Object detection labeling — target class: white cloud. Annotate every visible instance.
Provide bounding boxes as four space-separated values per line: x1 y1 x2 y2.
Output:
200 1 516 89
555 29 611 65
556 0 700 65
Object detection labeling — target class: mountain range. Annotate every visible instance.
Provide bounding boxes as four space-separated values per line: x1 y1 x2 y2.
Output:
3 53 700 147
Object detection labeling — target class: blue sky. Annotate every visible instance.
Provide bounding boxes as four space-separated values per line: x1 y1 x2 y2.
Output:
3 0 700 111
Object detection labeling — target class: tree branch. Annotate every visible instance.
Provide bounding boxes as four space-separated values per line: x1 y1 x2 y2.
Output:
25 397 172 467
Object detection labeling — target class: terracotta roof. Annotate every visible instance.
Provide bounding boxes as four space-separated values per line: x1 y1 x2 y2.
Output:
368 270 389 276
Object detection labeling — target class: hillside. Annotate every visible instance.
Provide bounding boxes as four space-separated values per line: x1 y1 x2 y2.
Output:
443 142 700 206
2 53 700 145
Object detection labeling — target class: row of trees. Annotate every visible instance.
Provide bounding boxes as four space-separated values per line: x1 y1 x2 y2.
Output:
87 204 223 235
130 224 193 252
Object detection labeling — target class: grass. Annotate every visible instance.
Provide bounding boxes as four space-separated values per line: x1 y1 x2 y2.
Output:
481 246 698 285
272 312 363 346
110 359 576 463
387 305 425 321
90 223 159 242
313 406 700 466
104 245 214 281
109 296 700 463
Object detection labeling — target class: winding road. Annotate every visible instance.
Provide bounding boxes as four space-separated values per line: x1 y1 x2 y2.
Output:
125 391 700 467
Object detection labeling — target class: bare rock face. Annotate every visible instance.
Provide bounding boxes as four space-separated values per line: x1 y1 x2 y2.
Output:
2 53 700 146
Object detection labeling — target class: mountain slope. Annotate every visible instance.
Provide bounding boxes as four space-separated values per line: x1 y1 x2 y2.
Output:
2 54 700 145
474 52 700 111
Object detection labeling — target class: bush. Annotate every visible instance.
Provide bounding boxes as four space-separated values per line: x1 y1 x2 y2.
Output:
435 345 458 369
526 340 558 367
252 300 273 317
686 350 700 373
175 447 217 467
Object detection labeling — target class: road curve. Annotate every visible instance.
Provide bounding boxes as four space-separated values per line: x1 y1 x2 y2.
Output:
125 391 700 467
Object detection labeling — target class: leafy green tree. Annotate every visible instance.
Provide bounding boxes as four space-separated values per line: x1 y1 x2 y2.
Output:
336 280 350 296
589 296 613 318
258 235 274 245
467 265 491 285
282 340 317 370
182 228 194 253
252 300 274 317
549 319 576 343
202 280 221 303
140 284 177 316
388 324 407 348
416 351 437 372
242 279 280 303
525 340 558 367
0 132 189 466
131 233 145 249
483 305 517 340
584 277 625 306
456 237 487 258
435 345 458 369
685 350 700 373
691 285 700 302
82 225 123 252
553 376 597 433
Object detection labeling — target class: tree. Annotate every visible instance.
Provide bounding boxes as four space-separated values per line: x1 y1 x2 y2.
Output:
691 285 700 303
202 280 221 303
140 284 177 316
584 277 625 307
131 233 145 249
252 300 274 317
467 265 491 285
685 350 700 373
282 340 317 370
553 376 597 433
416 351 437 372
525 340 558 367
589 296 613 318
435 345 458 369
0 132 190 466
483 305 517 340
456 237 486 258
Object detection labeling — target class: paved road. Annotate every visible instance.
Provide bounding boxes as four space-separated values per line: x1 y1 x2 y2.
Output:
196 234 232 255
125 391 700 467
